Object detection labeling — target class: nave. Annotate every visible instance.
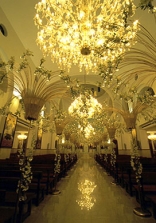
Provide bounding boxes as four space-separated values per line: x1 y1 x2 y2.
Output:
24 153 156 223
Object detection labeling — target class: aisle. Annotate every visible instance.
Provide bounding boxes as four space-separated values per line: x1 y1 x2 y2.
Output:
25 153 156 223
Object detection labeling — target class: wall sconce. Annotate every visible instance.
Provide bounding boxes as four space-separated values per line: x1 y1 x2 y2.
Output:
148 133 156 141
17 134 28 153
107 139 111 144
17 134 27 140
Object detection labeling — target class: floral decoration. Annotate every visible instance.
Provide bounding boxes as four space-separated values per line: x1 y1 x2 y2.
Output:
64 153 69 163
16 128 35 201
130 142 143 184
110 146 116 168
104 153 108 163
16 150 33 201
54 154 61 175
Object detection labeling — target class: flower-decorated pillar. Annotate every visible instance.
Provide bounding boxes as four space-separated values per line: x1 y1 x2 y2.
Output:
106 127 117 179
64 132 72 152
122 113 151 217
107 127 118 155
55 120 67 153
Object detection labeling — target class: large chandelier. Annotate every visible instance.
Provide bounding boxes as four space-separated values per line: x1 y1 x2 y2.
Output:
34 0 138 73
68 91 102 119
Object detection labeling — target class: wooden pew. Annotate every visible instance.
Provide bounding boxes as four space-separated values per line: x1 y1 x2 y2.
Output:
133 172 156 201
0 189 15 223
0 180 35 223
0 169 45 207
31 164 55 195
0 152 78 202
95 154 156 198
28 171 45 206
145 195 156 219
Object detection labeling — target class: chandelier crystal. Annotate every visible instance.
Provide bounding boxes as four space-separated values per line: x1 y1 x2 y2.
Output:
68 91 102 119
79 123 95 139
34 0 138 73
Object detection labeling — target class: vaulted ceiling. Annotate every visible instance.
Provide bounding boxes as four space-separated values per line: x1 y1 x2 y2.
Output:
1 0 156 81
0 0 156 124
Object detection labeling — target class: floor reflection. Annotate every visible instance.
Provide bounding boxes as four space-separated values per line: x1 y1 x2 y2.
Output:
24 153 156 223
76 179 97 210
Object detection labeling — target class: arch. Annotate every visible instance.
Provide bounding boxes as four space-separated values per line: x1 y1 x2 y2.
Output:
138 86 155 96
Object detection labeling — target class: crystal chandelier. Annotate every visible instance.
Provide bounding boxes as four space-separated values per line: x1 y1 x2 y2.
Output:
80 123 95 139
84 124 95 139
34 0 138 73
68 91 102 119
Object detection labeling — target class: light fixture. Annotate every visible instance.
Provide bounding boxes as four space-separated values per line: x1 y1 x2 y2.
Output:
34 0 138 73
54 109 69 135
148 133 156 140
13 89 22 99
68 91 102 119
17 134 27 140
62 136 65 144
83 123 95 139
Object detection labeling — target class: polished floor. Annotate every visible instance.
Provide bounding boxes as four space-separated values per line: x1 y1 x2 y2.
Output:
25 153 156 223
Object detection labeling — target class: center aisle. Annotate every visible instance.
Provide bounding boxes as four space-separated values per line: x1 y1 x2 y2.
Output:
25 153 156 223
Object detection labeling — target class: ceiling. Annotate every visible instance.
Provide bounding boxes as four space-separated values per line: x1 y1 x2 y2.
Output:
1 0 156 81
0 0 102 84
1 0 156 132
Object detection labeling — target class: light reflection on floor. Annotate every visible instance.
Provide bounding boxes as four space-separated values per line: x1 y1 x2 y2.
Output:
25 153 156 223
76 179 97 210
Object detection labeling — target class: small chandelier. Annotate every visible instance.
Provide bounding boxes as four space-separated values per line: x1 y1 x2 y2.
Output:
148 134 156 141
34 0 138 73
68 91 102 119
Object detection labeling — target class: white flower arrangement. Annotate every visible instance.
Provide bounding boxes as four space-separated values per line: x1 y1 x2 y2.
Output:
108 141 116 168
104 153 108 163
130 143 143 184
16 131 34 201
64 154 69 163
17 150 33 201
54 154 61 174
110 148 116 168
